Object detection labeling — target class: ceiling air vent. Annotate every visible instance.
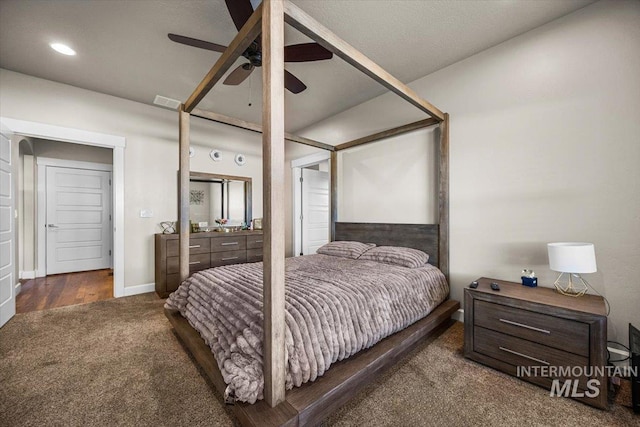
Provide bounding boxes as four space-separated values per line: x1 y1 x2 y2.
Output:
153 95 181 110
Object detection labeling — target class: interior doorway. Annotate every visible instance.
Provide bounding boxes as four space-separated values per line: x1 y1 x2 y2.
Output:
292 152 331 256
25 147 114 310
40 160 113 275
0 117 126 327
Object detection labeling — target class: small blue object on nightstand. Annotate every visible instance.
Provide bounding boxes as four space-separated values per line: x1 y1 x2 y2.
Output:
521 269 538 287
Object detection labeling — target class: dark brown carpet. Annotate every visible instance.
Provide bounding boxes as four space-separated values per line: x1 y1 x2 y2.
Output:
0 293 637 426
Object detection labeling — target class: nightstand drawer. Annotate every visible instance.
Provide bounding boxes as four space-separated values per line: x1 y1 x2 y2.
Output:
474 326 591 388
474 300 589 356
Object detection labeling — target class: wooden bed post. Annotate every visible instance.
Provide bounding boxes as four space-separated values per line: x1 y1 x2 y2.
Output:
330 151 337 241
178 105 191 282
438 113 449 280
262 0 286 408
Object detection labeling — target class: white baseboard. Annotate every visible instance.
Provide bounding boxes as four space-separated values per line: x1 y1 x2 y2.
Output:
121 282 155 297
19 270 36 280
15 282 21 295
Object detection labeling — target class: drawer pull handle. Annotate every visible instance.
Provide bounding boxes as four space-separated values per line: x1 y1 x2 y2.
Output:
221 242 239 246
222 257 239 261
189 245 201 249
254 240 263 243
499 347 550 365
499 319 550 334
188 261 201 265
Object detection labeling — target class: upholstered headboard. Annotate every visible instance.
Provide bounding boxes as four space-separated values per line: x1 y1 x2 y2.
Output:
334 222 439 267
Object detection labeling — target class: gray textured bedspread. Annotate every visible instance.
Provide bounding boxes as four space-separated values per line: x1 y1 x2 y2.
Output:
165 254 449 403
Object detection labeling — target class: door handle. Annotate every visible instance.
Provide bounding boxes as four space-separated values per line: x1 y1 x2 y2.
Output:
47 224 59 228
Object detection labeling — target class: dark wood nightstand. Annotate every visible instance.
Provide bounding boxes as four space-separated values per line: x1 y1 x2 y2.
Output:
464 277 608 409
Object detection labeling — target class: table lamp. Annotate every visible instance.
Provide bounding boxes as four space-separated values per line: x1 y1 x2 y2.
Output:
547 242 597 297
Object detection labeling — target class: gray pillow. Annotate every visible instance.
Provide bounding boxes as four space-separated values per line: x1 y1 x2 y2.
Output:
358 246 429 268
316 241 376 259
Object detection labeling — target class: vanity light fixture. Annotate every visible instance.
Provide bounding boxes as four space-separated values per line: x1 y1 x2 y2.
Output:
235 153 246 166
50 42 76 56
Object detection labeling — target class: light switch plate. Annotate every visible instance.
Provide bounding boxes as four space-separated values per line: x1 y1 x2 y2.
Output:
140 209 153 218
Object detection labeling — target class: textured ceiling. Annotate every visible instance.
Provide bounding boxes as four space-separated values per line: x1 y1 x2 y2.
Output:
0 0 595 132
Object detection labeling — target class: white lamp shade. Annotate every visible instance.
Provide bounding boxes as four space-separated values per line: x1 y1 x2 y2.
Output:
547 242 597 273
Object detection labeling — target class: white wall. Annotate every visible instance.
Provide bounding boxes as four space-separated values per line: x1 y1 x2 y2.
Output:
299 0 640 344
33 138 113 164
0 68 264 289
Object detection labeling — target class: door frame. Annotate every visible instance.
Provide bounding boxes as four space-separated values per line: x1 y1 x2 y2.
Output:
37 158 113 276
0 117 127 297
291 151 331 257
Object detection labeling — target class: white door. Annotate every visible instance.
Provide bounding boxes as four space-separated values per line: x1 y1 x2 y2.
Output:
0 129 16 327
301 168 329 255
46 166 111 275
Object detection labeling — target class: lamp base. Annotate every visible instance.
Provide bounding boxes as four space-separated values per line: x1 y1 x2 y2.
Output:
553 272 588 297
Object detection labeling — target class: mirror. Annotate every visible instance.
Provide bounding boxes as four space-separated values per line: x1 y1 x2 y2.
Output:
189 172 252 231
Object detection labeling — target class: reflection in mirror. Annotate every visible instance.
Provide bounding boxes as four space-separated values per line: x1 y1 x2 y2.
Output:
189 172 251 231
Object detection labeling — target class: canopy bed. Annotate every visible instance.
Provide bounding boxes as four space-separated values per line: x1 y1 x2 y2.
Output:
164 1 458 425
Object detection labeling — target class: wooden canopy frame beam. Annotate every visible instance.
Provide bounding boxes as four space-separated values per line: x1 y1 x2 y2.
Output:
177 0 449 415
191 108 335 152
334 117 440 152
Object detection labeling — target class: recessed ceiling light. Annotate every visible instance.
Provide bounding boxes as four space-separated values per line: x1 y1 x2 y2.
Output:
50 43 76 56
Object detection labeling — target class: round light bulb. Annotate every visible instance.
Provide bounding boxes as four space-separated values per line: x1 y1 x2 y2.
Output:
50 43 76 56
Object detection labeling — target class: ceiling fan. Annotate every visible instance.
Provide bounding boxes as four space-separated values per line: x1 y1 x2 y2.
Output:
168 0 333 94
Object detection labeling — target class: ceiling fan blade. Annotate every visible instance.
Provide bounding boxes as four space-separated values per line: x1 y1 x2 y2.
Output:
224 64 255 85
284 43 333 62
168 33 227 53
225 0 255 31
284 70 307 94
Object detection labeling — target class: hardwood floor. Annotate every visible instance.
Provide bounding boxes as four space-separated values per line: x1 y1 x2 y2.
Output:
16 269 113 314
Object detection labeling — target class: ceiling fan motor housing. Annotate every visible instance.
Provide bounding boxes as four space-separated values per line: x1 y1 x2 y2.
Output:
244 42 262 67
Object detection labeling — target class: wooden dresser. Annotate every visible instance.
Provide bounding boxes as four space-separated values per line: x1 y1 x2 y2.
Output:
464 277 608 409
155 230 263 298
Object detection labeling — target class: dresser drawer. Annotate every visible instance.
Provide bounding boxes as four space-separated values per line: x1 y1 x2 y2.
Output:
211 250 247 267
166 273 181 293
166 237 211 257
474 326 591 388
210 236 246 252
247 248 263 262
474 300 589 356
247 235 264 249
166 253 210 274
